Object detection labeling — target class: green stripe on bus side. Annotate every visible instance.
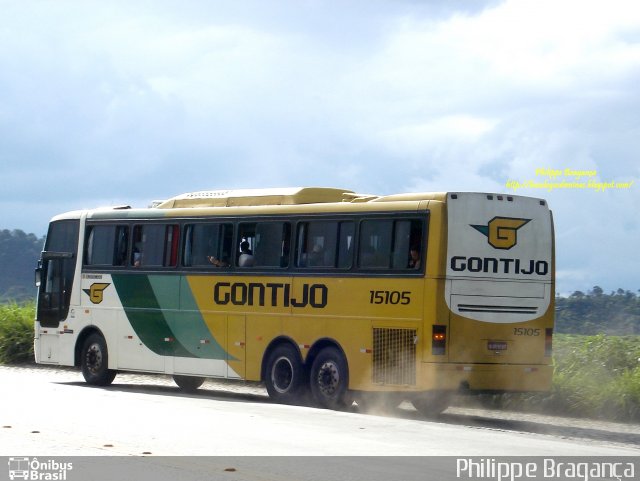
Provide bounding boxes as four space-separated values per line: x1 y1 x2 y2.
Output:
167 277 230 360
112 274 194 357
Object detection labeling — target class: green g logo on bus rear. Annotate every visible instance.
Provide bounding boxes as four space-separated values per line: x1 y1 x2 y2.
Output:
471 217 531 250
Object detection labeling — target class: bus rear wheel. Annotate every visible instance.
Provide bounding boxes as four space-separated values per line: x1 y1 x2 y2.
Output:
81 333 116 386
173 375 205 392
265 344 306 404
309 346 351 410
411 392 451 417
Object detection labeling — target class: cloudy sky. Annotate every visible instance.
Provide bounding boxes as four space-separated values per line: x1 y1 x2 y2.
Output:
1 0 638 295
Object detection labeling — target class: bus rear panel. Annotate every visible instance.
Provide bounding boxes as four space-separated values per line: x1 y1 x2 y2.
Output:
437 192 554 393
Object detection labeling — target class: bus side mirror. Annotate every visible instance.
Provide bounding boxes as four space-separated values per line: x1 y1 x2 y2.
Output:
35 266 42 287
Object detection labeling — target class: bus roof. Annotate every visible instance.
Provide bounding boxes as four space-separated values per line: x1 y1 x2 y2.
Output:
49 190 548 223
155 187 359 208
154 187 449 209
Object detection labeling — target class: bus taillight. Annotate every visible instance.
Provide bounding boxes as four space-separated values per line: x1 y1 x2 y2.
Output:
545 328 553 357
432 325 447 355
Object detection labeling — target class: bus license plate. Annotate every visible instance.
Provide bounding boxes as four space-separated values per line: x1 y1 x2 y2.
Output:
488 341 508 351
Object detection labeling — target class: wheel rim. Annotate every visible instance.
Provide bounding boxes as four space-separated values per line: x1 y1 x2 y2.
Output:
85 342 103 375
316 360 340 397
271 356 294 394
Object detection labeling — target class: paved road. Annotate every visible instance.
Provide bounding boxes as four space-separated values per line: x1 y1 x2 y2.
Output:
1 365 638 480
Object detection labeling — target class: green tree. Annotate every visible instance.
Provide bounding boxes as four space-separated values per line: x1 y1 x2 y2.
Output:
556 289 640 335
0 229 45 302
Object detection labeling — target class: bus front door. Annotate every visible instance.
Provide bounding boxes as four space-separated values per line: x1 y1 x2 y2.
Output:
35 252 76 364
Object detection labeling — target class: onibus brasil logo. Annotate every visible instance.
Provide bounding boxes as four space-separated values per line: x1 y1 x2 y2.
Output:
471 217 531 250
8 457 73 480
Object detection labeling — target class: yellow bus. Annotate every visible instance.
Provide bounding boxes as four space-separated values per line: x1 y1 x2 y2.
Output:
34 187 555 414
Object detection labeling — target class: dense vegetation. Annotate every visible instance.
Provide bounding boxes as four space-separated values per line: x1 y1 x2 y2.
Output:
548 334 640 420
478 334 640 421
0 302 35 364
556 286 640 334
0 229 44 302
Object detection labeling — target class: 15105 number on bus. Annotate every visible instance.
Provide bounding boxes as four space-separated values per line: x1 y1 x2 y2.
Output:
513 328 541 336
369 290 411 305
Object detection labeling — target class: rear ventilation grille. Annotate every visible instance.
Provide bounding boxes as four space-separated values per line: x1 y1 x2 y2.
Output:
372 328 417 385
458 304 538 314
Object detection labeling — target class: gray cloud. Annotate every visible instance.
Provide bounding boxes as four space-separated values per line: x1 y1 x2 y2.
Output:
1 0 638 294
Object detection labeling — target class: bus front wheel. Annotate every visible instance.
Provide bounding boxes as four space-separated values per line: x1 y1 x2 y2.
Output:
81 333 116 386
173 375 205 392
265 344 306 404
309 346 351 410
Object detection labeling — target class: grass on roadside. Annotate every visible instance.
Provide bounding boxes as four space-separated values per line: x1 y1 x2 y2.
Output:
547 334 640 420
471 334 640 422
0 302 35 364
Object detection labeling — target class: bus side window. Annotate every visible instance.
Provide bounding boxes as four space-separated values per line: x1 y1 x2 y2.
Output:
183 223 232 267
296 222 334 267
131 224 179 268
391 219 426 270
337 221 355 269
131 226 143 267
84 225 129 267
358 218 424 271
115 226 129 266
237 223 256 268
296 221 352 269
253 222 290 268
359 220 392 269
406 219 424 270
219 224 233 267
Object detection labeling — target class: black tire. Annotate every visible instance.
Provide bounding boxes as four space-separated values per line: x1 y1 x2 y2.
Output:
309 346 351 410
173 375 205 392
81 333 116 386
264 344 306 404
411 392 451 417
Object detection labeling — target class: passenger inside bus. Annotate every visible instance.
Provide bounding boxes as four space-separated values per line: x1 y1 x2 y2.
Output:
207 255 229 267
238 241 255 267
133 243 142 267
307 243 325 267
408 245 421 269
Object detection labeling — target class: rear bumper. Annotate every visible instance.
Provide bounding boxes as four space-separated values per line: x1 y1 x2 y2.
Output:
353 361 553 394
418 362 553 392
